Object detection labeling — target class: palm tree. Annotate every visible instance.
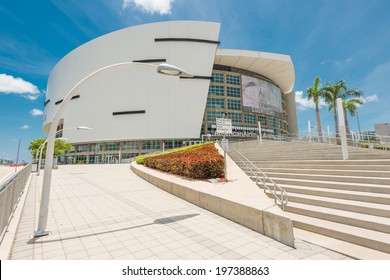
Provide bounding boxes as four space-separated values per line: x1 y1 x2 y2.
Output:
307 76 324 142
322 80 346 139
343 98 364 137
323 81 362 140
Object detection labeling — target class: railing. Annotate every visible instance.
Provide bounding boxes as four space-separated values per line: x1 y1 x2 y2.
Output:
241 131 390 152
228 148 288 210
0 162 32 244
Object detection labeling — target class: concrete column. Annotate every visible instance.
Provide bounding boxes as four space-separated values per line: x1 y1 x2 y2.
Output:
337 98 349 160
258 121 262 144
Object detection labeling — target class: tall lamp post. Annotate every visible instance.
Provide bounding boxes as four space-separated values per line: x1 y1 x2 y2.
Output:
36 126 92 176
36 137 67 176
34 62 192 237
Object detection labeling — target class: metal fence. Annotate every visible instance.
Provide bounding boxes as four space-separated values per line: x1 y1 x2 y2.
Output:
0 162 32 244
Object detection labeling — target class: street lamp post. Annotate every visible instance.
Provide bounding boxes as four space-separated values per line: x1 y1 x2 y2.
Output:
36 137 67 176
34 62 192 237
36 126 92 176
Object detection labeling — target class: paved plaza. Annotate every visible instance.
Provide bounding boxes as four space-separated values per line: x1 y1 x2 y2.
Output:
0 166 15 183
8 164 351 260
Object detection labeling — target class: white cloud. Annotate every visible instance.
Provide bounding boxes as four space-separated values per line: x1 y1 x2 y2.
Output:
295 90 326 111
20 124 30 129
123 0 175 15
0 73 40 98
25 94 40 101
30 108 43 116
361 94 379 103
321 58 352 66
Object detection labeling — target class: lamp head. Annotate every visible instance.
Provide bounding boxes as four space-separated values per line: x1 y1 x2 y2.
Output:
76 126 93 130
157 63 193 78
55 137 69 142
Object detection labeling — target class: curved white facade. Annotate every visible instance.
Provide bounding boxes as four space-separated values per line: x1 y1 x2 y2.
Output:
44 21 297 163
215 49 295 94
44 21 221 143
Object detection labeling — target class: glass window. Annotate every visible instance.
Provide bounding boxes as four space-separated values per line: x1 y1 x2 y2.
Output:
142 140 160 150
212 72 224 83
76 155 87 164
208 85 224 96
259 116 266 126
207 124 214 132
226 74 240 85
122 141 138 150
276 120 282 129
164 140 182 150
244 114 256 124
227 112 242 123
122 153 139 159
227 86 240 97
90 143 103 152
77 144 88 152
105 142 119 151
89 154 102 164
227 99 241 111
207 111 225 121
267 118 275 127
207 98 225 109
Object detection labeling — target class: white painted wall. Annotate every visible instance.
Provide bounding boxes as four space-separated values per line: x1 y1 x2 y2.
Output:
44 21 221 143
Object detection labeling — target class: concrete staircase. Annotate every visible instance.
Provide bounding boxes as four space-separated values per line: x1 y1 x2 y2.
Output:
230 140 390 259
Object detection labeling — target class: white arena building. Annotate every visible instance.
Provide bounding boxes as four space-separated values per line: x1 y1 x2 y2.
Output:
43 21 297 164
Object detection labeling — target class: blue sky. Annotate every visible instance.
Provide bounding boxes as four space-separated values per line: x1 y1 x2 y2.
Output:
1 0 390 162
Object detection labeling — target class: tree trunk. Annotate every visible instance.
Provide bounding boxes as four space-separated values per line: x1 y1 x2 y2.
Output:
315 103 323 142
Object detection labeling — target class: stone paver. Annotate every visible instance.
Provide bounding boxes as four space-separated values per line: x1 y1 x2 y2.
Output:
10 164 352 260
0 166 16 182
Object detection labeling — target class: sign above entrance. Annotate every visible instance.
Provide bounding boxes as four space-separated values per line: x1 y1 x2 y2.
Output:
216 118 232 134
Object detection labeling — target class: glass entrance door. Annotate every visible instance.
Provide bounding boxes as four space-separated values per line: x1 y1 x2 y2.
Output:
104 155 118 164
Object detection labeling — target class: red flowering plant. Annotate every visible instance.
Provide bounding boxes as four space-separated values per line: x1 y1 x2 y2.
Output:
143 143 224 179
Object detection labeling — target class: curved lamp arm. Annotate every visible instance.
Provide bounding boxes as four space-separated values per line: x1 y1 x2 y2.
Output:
35 62 191 236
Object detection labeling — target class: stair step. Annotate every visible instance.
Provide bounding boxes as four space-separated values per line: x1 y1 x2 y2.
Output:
263 172 390 185
286 192 390 218
294 228 390 260
253 164 390 171
288 212 390 254
276 184 390 204
264 177 390 194
257 167 390 177
232 140 390 255
240 159 390 166
285 202 390 233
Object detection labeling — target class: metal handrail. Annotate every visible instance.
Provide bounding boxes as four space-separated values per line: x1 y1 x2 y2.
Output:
0 162 32 244
228 148 288 210
231 132 390 152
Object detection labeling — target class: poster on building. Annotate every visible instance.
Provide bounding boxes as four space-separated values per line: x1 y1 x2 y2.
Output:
241 75 282 118
216 118 232 134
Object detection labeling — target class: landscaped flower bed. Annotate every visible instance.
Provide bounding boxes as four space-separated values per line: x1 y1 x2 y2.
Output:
137 143 224 179
135 143 206 165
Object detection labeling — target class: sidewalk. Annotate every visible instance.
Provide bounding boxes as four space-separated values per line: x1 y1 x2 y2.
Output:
9 164 351 260
0 166 15 183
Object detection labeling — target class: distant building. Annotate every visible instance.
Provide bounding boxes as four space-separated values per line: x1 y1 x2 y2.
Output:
375 123 390 142
0 159 13 165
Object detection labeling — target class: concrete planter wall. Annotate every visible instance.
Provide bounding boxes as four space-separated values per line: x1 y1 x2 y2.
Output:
131 148 295 247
